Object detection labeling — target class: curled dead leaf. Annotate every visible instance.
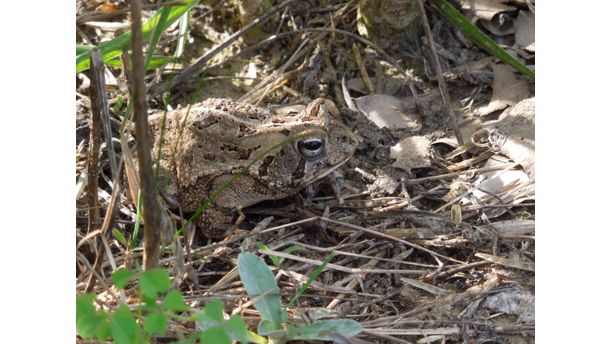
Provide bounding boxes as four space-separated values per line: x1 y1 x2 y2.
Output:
514 10 535 52
354 94 419 130
476 63 530 116
476 97 535 179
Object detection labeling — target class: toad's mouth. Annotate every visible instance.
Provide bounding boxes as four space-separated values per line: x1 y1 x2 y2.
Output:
301 154 353 185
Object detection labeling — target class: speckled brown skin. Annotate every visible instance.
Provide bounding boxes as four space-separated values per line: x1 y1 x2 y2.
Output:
149 98 357 238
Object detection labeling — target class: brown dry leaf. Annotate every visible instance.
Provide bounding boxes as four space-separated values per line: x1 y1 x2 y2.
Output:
459 0 515 20
458 114 483 145
390 135 431 171
478 97 535 179
492 97 535 140
353 94 419 129
460 156 534 218
514 10 535 52
476 63 530 116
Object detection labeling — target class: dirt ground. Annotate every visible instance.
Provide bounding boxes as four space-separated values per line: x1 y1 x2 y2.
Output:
76 1 535 343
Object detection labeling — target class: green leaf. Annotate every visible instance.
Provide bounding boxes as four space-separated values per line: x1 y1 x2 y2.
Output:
75 0 197 73
76 294 109 339
144 311 169 335
112 228 129 247
104 55 176 70
205 299 224 322
112 268 135 289
96 319 112 341
111 305 139 344
194 310 212 330
286 319 363 341
193 309 259 343
76 294 96 318
257 319 284 337
225 315 250 342
194 300 224 330
162 290 189 311
256 243 282 267
237 252 285 330
140 268 171 298
255 243 269 250
198 327 231 344
76 44 92 55
142 294 158 311
113 95 125 113
283 245 303 255
169 336 197 344
77 314 107 339
246 330 268 344
265 245 305 268
430 0 534 79
145 5 171 69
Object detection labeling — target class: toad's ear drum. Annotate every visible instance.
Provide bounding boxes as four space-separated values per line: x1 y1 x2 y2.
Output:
306 98 340 119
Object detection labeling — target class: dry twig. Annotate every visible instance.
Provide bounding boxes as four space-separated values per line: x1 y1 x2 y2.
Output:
415 0 464 145
84 49 105 292
131 0 162 270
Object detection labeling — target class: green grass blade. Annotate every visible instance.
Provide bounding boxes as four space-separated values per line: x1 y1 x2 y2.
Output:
286 253 334 309
105 55 176 70
131 189 142 249
76 0 197 73
77 44 93 55
175 12 190 58
430 0 535 80
145 5 171 69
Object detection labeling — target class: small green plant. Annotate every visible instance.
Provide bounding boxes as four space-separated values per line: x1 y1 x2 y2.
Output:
237 252 362 343
77 252 362 343
76 268 258 343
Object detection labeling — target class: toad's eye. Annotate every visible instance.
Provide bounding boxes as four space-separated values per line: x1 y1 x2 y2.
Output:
297 137 325 159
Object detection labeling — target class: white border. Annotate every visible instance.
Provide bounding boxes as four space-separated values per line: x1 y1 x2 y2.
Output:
0 1 75 342
538 1 612 342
